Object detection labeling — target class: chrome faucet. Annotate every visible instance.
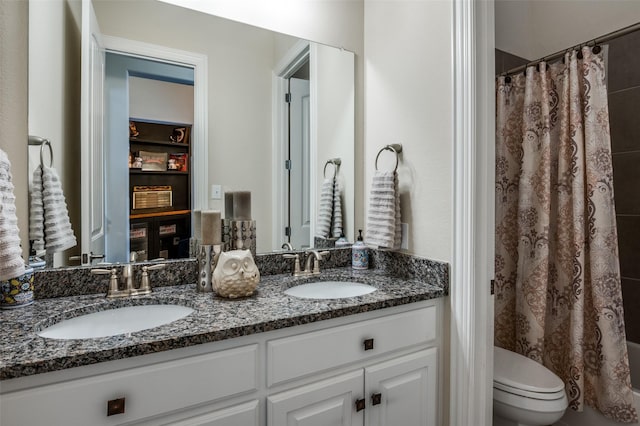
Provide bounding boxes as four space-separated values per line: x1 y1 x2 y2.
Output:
304 250 330 275
121 252 137 294
283 250 330 277
281 242 294 251
92 252 165 298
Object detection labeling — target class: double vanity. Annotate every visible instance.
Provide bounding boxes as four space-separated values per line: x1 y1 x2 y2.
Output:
0 251 447 426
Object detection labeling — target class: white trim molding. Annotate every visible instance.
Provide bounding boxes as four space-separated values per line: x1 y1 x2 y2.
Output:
271 40 310 251
102 35 209 212
450 1 495 425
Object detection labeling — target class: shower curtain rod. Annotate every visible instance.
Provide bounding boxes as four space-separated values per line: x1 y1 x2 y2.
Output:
501 21 640 77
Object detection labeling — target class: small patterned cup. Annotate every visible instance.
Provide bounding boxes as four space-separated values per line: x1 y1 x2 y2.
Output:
1 267 35 309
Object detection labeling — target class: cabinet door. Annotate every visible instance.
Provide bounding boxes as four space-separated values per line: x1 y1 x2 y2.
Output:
159 400 259 426
365 348 438 426
267 370 364 426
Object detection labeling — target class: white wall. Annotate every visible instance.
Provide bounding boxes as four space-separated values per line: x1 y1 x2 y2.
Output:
160 0 367 235
0 0 30 260
314 44 355 240
158 0 363 54
496 0 640 60
95 0 291 253
129 77 194 125
28 0 82 265
364 0 453 262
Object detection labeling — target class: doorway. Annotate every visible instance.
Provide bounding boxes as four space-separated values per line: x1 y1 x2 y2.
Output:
288 61 311 250
103 50 196 263
273 40 313 251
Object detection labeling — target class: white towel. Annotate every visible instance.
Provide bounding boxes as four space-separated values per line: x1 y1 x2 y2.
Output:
29 169 45 252
365 170 401 249
331 177 343 238
316 178 334 238
29 165 76 254
0 149 26 281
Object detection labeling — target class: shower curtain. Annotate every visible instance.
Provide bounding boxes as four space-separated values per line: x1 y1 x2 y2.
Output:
495 46 638 423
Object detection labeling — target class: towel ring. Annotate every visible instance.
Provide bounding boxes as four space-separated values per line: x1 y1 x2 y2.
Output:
375 144 403 172
323 158 342 179
28 135 54 168
40 140 53 168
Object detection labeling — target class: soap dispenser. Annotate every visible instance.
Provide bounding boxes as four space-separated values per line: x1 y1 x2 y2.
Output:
335 232 351 248
352 230 368 270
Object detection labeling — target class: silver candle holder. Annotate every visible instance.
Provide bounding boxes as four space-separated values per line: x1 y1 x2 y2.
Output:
222 219 256 257
196 244 221 293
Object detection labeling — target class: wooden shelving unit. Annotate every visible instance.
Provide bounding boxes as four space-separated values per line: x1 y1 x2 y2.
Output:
128 119 192 261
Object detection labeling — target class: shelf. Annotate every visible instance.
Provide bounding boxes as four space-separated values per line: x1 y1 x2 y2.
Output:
130 209 191 220
130 138 190 148
129 170 188 175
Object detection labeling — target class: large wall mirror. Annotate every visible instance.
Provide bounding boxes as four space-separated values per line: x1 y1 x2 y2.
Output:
28 0 355 268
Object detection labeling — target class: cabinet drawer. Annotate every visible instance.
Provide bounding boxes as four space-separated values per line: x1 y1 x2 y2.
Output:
1 344 258 426
267 306 436 386
159 400 260 426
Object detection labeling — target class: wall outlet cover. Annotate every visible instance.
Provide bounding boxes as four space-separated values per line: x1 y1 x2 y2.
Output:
211 184 222 200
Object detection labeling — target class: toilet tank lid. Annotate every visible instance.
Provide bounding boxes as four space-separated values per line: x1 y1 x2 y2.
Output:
494 346 565 393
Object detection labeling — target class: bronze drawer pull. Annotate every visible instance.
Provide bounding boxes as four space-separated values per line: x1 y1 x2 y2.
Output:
363 338 374 351
355 398 366 412
107 397 126 416
371 393 382 405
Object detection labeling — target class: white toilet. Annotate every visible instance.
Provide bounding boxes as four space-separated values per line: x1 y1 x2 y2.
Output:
493 346 568 426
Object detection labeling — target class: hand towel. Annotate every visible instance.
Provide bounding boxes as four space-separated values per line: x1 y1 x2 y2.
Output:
29 168 45 252
331 177 343 238
316 178 334 238
0 149 26 281
365 170 401 249
29 165 76 254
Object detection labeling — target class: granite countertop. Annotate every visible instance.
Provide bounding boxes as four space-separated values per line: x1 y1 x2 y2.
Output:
0 267 446 381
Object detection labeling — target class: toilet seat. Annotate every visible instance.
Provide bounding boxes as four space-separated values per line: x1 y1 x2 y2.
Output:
493 386 568 414
493 346 569 425
493 346 565 395
494 381 566 401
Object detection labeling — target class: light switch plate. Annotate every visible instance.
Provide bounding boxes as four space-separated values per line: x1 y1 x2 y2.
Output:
211 184 222 200
401 223 408 250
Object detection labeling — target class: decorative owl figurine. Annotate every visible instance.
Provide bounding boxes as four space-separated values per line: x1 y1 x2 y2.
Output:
212 250 260 298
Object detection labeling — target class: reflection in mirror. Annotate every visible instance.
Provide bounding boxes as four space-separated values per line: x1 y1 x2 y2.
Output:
28 0 354 269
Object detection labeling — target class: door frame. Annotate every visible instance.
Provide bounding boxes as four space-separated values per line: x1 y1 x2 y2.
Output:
101 35 209 214
450 0 495 425
272 40 313 251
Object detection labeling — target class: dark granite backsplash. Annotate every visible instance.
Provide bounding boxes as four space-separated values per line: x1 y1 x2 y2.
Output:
370 249 450 293
33 259 198 300
33 248 447 300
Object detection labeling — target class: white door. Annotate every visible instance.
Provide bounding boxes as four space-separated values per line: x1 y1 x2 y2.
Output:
80 0 105 265
267 370 364 426
364 349 438 426
289 77 311 250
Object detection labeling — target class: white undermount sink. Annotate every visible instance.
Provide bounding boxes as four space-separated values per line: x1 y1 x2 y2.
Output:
284 281 377 299
37 304 194 340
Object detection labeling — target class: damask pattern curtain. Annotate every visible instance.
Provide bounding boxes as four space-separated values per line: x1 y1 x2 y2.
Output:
495 47 638 423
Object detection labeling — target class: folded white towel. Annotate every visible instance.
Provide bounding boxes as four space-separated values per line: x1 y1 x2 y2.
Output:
316 178 334 238
365 170 401 249
331 177 343 238
0 149 26 281
29 165 76 254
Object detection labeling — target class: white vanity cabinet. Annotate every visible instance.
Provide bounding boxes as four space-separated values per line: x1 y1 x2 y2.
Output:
266 304 439 426
0 300 441 426
267 349 437 426
0 345 260 426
